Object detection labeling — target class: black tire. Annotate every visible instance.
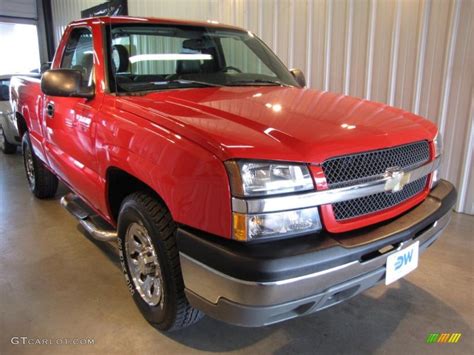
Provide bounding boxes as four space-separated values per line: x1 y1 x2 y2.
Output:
0 125 17 154
118 192 203 331
22 132 58 199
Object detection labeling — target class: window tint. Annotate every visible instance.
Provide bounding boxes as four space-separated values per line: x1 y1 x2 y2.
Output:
109 25 298 93
0 79 10 101
112 34 202 76
61 28 94 86
220 37 273 76
128 35 183 75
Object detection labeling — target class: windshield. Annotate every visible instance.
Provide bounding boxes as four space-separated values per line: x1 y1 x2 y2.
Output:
109 24 298 93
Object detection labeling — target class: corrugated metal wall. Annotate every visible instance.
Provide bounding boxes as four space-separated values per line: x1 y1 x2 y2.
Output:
51 0 100 43
51 0 474 214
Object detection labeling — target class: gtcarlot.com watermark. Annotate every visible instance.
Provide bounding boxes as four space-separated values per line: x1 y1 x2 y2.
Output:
11 336 95 346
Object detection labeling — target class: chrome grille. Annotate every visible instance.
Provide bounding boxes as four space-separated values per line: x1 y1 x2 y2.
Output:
322 141 430 188
322 141 431 221
332 176 428 221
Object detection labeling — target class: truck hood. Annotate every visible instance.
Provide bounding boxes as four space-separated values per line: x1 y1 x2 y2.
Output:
116 86 437 163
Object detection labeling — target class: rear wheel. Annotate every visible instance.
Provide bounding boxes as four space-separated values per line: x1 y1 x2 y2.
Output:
0 126 17 154
22 132 58 198
118 192 203 331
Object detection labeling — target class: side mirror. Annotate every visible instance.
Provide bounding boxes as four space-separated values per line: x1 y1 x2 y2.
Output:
41 69 94 99
290 68 306 88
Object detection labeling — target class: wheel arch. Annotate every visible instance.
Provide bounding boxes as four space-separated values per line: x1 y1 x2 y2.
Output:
16 111 28 138
106 166 171 224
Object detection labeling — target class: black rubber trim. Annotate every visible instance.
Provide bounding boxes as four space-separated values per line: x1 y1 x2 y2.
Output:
176 180 456 282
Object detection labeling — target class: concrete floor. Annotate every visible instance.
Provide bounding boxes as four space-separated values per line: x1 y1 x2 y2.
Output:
0 151 472 355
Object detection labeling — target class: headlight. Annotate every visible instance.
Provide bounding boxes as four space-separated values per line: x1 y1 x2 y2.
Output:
225 160 314 197
233 207 322 241
434 132 443 157
226 160 320 241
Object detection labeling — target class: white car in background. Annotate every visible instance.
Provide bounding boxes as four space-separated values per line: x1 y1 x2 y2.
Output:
0 73 40 154
0 74 18 154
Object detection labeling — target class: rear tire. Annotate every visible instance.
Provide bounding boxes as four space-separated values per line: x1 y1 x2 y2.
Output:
0 126 17 154
118 192 203 331
22 132 58 198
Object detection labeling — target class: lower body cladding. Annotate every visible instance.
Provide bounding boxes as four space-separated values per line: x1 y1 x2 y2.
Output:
177 180 456 327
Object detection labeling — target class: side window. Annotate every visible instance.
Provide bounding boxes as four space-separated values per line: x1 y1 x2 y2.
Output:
0 79 10 101
61 28 94 86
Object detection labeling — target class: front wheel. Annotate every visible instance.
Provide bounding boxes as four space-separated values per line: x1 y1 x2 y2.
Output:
22 132 58 198
118 192 203 331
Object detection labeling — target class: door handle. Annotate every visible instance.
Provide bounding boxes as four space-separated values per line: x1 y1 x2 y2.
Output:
46 102 55 117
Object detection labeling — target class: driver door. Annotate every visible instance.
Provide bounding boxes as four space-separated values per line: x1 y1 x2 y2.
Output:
43 27 102 208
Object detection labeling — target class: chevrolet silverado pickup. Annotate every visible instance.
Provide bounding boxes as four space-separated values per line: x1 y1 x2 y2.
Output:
10 16 456 331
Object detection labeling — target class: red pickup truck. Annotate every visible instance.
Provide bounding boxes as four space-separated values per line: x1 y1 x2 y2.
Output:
11 16 456 331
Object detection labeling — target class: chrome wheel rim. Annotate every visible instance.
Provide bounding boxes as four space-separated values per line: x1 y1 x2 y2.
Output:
125 222 163 306
0 127 5 150
24 144 35 189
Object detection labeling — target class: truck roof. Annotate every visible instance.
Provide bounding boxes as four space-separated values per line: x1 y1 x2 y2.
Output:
70 15 246 32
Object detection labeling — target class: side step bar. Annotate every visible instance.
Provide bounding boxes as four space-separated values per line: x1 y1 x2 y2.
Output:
60 193 118 242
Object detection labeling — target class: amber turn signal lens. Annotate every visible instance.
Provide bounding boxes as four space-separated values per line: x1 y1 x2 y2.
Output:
232 208 322 242
232 213 248 241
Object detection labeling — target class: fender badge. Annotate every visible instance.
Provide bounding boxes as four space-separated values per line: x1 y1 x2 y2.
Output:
384 167 411 193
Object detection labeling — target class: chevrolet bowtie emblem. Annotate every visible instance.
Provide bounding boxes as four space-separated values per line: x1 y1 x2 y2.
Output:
384 167 411 193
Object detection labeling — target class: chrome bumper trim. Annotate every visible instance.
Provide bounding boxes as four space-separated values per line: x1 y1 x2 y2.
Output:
180 210 451 307
232 156 440 214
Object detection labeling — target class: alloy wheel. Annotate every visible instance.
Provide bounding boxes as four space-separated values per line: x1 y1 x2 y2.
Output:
125 222 163 306
24 144 35 189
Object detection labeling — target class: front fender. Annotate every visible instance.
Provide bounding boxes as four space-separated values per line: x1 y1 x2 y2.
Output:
97 106 232 239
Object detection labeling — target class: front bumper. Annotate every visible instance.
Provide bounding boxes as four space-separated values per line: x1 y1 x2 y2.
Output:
177 180 456 327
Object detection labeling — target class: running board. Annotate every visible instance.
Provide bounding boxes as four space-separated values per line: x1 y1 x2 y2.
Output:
60 193 118 242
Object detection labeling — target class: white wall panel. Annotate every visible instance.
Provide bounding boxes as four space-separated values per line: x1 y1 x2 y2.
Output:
51 0 474 214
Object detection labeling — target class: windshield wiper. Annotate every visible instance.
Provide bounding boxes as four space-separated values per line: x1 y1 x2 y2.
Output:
117 79 223 94
154 79 223 87
228 79 290 87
